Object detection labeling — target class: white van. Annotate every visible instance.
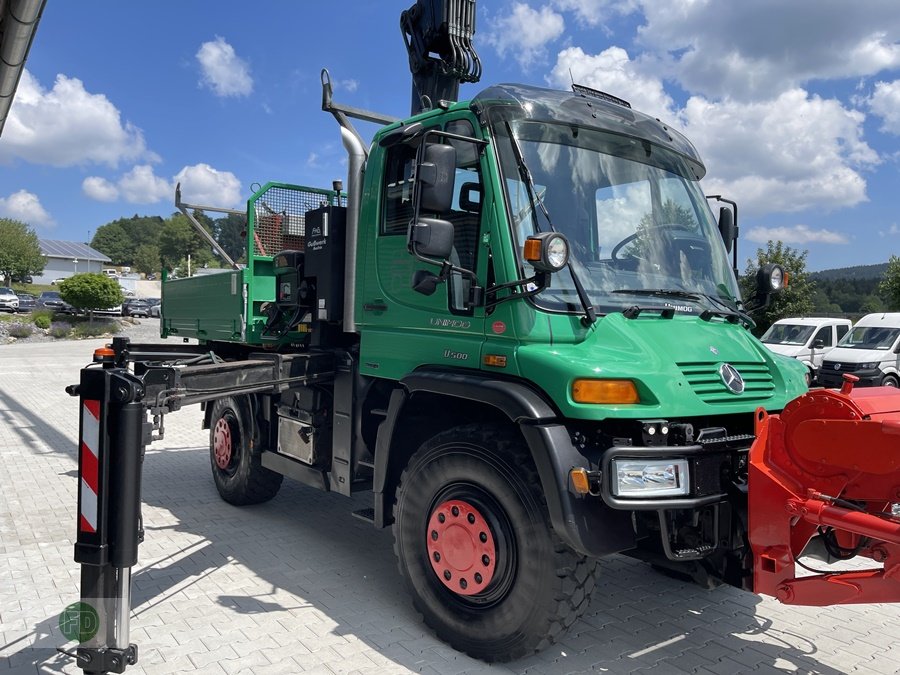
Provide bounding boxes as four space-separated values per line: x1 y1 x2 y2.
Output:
760 317 852 384
103 268 119 278
818 312 900 389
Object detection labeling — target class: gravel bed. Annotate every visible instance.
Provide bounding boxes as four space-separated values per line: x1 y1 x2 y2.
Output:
0 315 166 346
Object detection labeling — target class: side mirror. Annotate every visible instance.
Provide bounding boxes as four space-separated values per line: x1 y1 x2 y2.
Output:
812 339 825 349
718 207 735 254
408 217 455 259
417 143 456 213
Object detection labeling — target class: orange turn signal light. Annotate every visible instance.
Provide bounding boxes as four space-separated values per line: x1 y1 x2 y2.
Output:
523 238 542 262
93 346 115 362
483 354 507 368
570 468 591 495
572 379 640 404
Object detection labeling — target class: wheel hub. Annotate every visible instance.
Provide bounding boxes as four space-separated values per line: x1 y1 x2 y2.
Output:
213 418 232 469
427 499 496 595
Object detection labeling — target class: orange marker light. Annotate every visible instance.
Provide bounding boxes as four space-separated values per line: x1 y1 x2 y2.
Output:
523 238 542 261
570 468 590 494
572 379 640 404
483 354 507 368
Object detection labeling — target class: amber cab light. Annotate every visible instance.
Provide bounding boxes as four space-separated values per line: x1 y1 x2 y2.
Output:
523 238 542 262
570 468 591 494
572 379 640 404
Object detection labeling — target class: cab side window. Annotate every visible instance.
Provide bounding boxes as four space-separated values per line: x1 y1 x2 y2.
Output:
836 324 850 341
813 326 833 347
382 144 418 235
445 119 483 313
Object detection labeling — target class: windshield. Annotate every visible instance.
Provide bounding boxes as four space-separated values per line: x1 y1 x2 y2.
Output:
838 326 900 350
493 119 740 315
761 324 815 345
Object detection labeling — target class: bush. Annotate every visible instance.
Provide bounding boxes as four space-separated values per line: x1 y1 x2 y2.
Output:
73 321 120 338
34 314 51 329
59 274 124 318
8 323 32 338
50 322 72 338
32 308 53 324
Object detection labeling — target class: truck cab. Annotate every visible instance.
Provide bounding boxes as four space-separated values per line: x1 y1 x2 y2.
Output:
818 312 900 388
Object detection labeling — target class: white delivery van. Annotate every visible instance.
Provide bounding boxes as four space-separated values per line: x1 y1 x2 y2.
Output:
818 312 900 389
760 317 852 384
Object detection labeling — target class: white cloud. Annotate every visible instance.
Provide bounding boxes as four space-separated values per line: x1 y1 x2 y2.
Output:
485 3 566 68
337 79 359 93
0 70 150 168
746 224 849 245
0 189 54 227
117 165 172 204
868 79 900 135
634 0 900 99
680 89 878 216
879 223 900 237
82 177 119 202
553 0 637 27
550 46 675 120
174 163 242 207
196 36 253 97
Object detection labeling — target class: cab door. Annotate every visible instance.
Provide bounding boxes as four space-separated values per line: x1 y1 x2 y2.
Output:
810 325 834 369
358 117 488 380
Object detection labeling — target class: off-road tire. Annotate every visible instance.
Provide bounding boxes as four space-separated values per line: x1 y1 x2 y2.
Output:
393 424 597 662
209 395 282 505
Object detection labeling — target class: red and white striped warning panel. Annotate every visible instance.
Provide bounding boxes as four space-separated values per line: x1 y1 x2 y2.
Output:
80 399 100 533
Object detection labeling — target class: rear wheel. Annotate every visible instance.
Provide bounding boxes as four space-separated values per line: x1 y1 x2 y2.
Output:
393 424 597 662
209 395 282 505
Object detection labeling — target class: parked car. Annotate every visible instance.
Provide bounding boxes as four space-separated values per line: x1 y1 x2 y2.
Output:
11 274 33 283
818 312 900 389
149 302 161 318
123 298 152 317
0 287 19 312
38 291 75 313
51 278 67 285
95 304 123 316
760 317 852 385
15 292 37 313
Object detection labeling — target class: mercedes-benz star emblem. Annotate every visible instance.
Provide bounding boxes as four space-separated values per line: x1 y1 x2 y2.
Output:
718 363 745 394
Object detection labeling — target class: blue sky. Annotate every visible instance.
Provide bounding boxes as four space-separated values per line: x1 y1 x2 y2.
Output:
1 0 899 272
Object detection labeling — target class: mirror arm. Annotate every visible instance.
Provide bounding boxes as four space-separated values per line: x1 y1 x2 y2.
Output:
485 271 549 308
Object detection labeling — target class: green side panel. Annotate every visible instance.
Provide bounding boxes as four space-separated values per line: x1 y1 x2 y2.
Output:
161 271 246 342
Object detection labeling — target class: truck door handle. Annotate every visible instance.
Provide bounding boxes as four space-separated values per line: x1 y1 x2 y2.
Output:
364 302 388 312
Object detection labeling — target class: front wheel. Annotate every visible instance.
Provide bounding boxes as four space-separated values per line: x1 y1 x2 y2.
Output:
882 374 899 388
393 425 597 662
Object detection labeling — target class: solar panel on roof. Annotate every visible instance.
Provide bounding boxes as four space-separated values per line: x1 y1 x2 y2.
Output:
39 239 112 262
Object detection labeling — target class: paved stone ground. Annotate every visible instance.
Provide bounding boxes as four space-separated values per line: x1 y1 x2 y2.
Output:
1 327 898 674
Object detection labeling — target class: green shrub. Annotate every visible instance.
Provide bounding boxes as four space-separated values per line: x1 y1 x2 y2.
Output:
50 322 71 338
8 323 32 338
34 314 51 329
73 321 120 338
32 309 53 324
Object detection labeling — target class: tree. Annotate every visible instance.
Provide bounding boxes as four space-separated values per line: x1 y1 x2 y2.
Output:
0 218 45 284
59 273 123 323
158 213 216 272
878 255 900 310
91 222 132 265
214 213 247 263
133 244 161 275
740 240 815 336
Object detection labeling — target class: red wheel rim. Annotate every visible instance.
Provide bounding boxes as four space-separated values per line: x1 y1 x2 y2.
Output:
213 417 232 469
427 499 496 596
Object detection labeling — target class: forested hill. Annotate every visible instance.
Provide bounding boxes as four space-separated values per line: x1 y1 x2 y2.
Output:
810 263 888 281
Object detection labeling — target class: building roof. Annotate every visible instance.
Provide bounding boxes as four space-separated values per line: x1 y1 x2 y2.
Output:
39 239 112 263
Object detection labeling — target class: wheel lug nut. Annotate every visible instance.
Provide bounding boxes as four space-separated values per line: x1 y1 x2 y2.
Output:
467 513 475 524
479 532 487 543
482 554 490 566
451 505 459 517
444 570 451 581
433 552 441 562
460 578 468 590
431 530 438 541
438 513 445 523
474 573 482 584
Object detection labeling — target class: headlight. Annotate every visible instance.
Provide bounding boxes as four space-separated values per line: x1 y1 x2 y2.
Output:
523 232 569 272
858 362 879 370
612 459 690 497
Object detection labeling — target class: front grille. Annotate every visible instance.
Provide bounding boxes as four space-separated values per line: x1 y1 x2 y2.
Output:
677 361 775 404
822 360 856 374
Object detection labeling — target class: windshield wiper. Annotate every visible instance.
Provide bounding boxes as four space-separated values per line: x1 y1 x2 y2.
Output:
612 289 755 328
504 122 596 326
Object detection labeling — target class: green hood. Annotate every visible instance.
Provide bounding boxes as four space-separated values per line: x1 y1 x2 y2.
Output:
517 312 808 419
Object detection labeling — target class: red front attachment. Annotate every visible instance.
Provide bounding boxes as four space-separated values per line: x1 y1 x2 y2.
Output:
749 377 900 605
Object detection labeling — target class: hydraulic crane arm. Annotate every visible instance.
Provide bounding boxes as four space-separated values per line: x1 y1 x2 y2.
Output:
400 0 481 115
